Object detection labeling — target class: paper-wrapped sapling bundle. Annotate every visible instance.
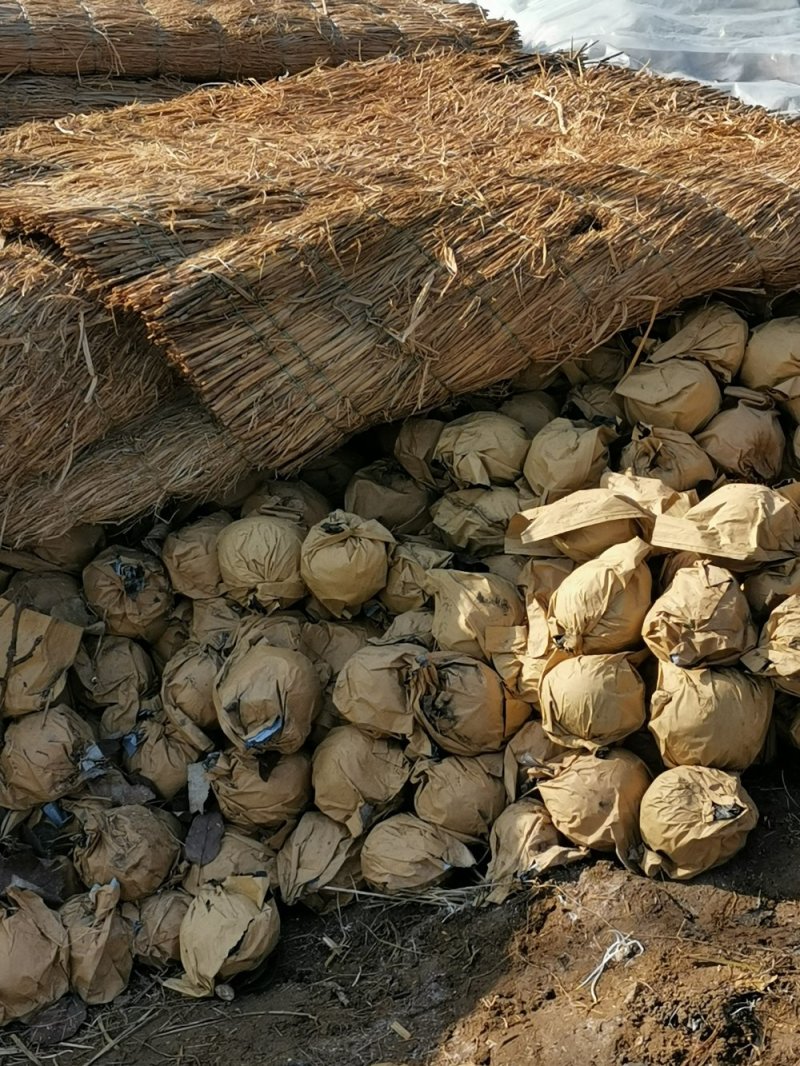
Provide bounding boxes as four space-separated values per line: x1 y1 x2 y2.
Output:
742 595 800 694
379 540 453 614
651 484 800 571
190 597 246 652
648 303 748 382
547 538 652 654
216 516 305 612
409 652 530 756
484 800 587 904
412 753 505 842
523 419 618 501
503 720 570 801
73 635 159 737
565 383 626 422
72 805 182 902
619 424 716 491
124 890 190 967
60 882 133 1005
344 460 433 533
207 749 311 840
740 317 800 419
33 523 105 572
5 570 93 628
151 598 193 670
0 888 69 1025
639 766 758 880
393 418 447 489
430 487 521 556
332 643 421 738
538 749 651 866
83 547 173 640
0 705 98 810
563 345 628 386
123 708 213 801
433 412 528 488
427 569 524 661
165 876 280 999
312 726 411 836
695 388 785 481
0 597 82 716
614 359 721 433
642 560 757 667
162 512 231 599
743 558 800 617
539 652 646 751
499 391 559 436
241 480 330 527
214 642 321 754
649 661 773 771
277 812 364 911
361 814 475 894
183 829 276 895
484 624 547 705
300 511 394 618
161 641 223 732
302 620 376 676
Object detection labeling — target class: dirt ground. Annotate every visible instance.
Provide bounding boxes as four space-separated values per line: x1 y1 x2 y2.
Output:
5 760 800 1066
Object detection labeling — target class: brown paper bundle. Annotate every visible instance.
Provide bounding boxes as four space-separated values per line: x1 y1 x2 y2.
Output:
502 720 570 801
539 652 646 751
651 485 800 571
523 419 617 501
162 512 231 600
563 345 628 386
427 569 524 661
208 749 311 837
409 652 530 756
394 418 447 490
430 486 521 556
643 560 756 667
276 811 364 912
412 753 505 842
547 538 652 654
183 829 276 895
566 383 626 422
72 805 182 903
312 726 411 837
4 570 93 628
742 595 800 695
639 766 758 881
619 423 716 491
695 388 785 481
300 511 394 618
190 596 246 651
0 597 82 716
518 556 576 658
376 608 436 648
740 317 800 419
538 749 651 866
0 705 96 809
301 620 376 676
599 471 697 518
34 524 105 572
743 558 800 616
151 598 193 670
165 876 280 999
361 813 475 894
242 480 330 527
83 547 173 641
123 709 213 801
615 358 721 433
433 412 528 488
332 643 422 738
216 516 304 612
61 882 133 1005
499 391 559 436
72 635 158 734
215 643 321 755
380 541 454 614
649 661 773 771
510 489 652 563
484 625 547 705
125 890 190 967
484 800 587 904
344 460 433 533
0 888 69 1025
483 554 528 586
648 303 748 382
161 641 223 732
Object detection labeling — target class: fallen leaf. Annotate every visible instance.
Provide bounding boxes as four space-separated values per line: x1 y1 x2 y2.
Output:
184 811 225 866
26 995 87 1045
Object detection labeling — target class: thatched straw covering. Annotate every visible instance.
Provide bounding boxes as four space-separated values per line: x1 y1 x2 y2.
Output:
0 397 253 546
0 240 177 489
0 0 516 79
3 52 797 472
0 76 194 129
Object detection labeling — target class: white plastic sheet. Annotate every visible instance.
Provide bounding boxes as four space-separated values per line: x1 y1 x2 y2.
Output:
487 0 800 113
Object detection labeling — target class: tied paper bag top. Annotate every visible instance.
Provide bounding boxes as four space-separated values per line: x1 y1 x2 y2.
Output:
276 811 364 912
300 510 395 618
216 516 305 612
162 511 231 600
83 546 173 641
333 642 423 739
433 411 529 488
648 303 748 383
161 641 223 732
740 316 800 418
426 569 524 662
0 705 97 810
523 418 618 501
380 539 454 614
344 459 433 533
0 597 82 716
394 417 447 490
430 486 521 557
360 813 475 894
241 479 330 528
411 753 506 843
207 748 311 835
742 594 800 695
0 887 69 1025
619 423 716 492
60 881 133 1006
614 358 721 434
695 387 785 482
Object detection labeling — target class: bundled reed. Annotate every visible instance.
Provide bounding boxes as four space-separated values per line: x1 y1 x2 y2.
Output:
0 0 516 79
0 240 178 489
